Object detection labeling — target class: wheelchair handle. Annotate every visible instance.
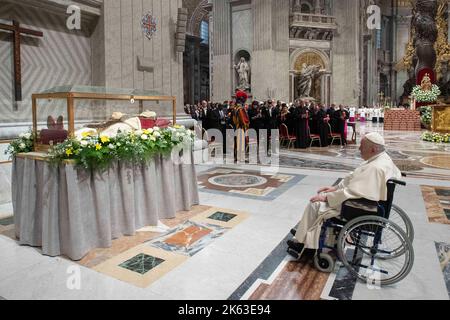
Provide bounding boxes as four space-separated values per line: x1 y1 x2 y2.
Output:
401 172 407 177
389 179 406 186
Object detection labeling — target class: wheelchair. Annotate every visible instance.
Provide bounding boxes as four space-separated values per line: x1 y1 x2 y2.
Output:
289 178 415 286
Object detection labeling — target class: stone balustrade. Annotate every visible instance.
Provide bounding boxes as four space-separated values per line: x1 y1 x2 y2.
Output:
290 13 337 30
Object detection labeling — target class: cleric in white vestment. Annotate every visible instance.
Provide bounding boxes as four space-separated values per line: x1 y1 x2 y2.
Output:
288 132 402 255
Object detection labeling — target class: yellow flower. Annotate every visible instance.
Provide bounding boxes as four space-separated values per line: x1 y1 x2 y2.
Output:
100 136 110 144
95 143 102 150
66 148 73 156
82 131 92 138
174 125 183 129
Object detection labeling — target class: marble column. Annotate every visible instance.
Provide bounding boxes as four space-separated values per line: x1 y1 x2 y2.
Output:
331 0 360 106
211 0 232 102
252 0 289 101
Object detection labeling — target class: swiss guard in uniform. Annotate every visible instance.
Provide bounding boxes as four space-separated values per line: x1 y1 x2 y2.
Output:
232 90 250 161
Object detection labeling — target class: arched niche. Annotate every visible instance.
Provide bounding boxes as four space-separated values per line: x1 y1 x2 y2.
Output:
187 0 209 37
289 48 331 103
234 49 251 91
290 48 330 72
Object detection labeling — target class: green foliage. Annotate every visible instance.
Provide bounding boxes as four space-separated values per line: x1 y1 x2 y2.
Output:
420 106 432 126
412 85 441 102
5 131 34 158
47 126 195 170
421 131 450 144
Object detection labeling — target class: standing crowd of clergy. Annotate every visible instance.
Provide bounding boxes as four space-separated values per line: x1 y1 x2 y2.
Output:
184 99 351 149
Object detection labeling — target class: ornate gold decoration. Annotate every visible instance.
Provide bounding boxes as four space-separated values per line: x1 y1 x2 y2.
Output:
421 73 432 91
434 0 450 80
294 52 325 72
397 1 416 71
432 105 450 133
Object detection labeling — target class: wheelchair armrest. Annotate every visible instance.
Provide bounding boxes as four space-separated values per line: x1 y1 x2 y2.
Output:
388 179 406 186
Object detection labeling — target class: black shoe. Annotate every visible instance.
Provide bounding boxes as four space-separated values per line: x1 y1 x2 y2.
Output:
302 249 317 258
287 239 304 253
290 229 296 236
287 247 300 259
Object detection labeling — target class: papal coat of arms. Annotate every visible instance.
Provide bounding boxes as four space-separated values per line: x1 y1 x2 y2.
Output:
141 12 157 40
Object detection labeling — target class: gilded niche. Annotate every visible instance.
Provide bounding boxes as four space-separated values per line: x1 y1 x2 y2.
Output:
294 52 326 72
432 105 450 133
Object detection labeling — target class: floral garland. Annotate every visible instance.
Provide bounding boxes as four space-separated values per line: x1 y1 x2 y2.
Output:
6 126 195 170
421 131 450 144
5 132 34 156
420 106 432 126
411 84 441 102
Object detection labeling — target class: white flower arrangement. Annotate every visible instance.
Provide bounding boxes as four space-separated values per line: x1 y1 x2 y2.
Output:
412 84 441 102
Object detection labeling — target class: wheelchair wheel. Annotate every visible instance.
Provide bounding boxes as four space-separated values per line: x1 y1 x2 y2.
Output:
390 204 415 243
314 253 335 273
337 216 414 286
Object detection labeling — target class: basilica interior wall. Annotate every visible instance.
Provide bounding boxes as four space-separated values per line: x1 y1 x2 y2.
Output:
331 0 360 106
0 1 93 135
102 0 184 118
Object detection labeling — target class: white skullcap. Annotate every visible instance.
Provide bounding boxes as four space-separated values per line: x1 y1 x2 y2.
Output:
140 110 157 118
365 132 385 146
111 112 125 120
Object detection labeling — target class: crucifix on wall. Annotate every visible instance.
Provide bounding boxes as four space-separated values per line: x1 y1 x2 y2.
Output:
0 20 43 109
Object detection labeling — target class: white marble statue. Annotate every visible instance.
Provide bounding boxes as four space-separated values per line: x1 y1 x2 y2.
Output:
234 57 251 90
297 63 326 98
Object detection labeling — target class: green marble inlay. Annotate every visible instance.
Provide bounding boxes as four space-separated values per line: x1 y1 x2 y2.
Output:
436 189 450 197
119 254 164 275
208 212 237 223
444 209 450 220
0 217 13 226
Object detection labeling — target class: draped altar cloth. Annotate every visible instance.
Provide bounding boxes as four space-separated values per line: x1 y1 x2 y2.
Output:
12 151 199 260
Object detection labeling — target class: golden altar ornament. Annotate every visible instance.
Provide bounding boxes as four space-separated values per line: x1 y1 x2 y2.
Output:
429 103 450 133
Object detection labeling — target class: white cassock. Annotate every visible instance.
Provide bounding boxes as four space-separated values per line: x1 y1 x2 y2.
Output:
75 117 142 139
360 108 366 118
349 108 356 118
295 152 402 249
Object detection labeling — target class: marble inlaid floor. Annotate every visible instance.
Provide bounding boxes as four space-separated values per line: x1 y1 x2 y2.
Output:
435 242 450 298
198 168 305 201
422 186 450 225
89 206 248 288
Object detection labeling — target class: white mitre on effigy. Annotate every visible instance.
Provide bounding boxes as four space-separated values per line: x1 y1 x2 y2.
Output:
365 132 385 146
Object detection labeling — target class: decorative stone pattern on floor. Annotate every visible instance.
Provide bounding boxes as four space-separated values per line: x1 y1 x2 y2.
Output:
435 242 450 299
198 168 306 201
422 186 450 225
231 232 330 301
92 206 249 288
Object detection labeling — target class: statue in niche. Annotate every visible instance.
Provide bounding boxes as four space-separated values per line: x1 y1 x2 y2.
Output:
297 63 326 98
234 57 251 91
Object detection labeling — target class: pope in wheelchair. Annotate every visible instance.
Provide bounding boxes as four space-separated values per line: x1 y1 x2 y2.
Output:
288 132 414 286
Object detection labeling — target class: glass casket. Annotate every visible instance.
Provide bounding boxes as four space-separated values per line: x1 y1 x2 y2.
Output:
31 85 177 151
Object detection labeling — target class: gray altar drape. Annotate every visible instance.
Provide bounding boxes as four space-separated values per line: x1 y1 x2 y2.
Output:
12 150 199 260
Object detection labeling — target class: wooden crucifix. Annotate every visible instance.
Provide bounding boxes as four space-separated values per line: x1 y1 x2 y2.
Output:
0 20 43 104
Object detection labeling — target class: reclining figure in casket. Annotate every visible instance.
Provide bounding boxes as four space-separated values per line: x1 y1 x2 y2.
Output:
75 110 171 139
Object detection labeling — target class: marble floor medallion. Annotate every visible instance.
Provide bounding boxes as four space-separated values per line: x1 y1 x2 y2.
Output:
208 174 268 188
198 168 306 201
